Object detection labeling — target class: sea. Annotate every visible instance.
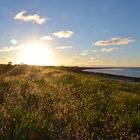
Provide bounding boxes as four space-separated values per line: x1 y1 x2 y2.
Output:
83 67 140 78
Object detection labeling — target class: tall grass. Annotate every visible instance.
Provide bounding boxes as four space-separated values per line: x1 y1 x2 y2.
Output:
0 65 140 139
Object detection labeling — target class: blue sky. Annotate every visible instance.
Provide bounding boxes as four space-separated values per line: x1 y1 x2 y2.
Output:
0 0 140 66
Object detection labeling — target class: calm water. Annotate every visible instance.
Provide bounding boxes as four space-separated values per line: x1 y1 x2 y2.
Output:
83 68 140 78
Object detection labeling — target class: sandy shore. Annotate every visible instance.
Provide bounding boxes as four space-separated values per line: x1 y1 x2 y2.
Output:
62 67 140 82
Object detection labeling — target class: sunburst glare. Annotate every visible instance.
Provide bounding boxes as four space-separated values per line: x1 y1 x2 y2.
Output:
20 42 55 65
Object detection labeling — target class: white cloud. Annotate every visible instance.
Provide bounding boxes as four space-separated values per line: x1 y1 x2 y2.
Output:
93 50 98 53
53 31 74 38
14 11 49 24
40 36 53 41
55 45 72 49
89 57 95 60
101 47 118 52
80 52 88 56
80 50 89 56
0 45 23 52
95 37 134 46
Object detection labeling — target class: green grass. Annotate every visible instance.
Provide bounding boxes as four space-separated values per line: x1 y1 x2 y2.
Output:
0 65 140 140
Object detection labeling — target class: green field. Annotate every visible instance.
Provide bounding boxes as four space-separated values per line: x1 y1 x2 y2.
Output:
0 65 140 140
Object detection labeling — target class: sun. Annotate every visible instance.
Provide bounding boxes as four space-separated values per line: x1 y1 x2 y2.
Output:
20 42 55 66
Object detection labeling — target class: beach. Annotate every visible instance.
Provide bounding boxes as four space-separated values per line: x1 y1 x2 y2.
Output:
62 67 140 82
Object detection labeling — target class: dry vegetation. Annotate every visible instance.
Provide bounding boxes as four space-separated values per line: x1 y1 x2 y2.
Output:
0 64 140 140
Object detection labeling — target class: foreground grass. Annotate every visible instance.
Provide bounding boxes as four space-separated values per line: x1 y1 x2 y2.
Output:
0 65 140 140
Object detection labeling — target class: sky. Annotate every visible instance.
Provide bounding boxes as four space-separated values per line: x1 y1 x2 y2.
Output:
0 0 140 66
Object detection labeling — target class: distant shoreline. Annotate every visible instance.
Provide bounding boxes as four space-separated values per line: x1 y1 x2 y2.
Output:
1 64 140 82
62 67 140 82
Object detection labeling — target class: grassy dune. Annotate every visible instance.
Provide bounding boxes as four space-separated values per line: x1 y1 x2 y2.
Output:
0 65 140 140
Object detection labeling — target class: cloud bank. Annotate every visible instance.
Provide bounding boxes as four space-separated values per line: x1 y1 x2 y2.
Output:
53 31 74 38
95 37 134 46
14 11 48 24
